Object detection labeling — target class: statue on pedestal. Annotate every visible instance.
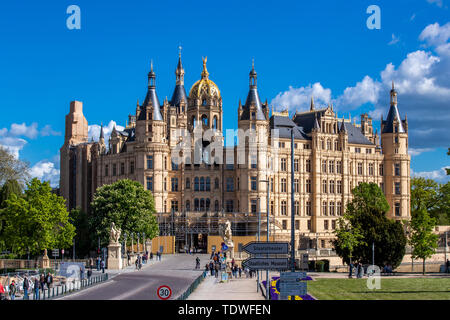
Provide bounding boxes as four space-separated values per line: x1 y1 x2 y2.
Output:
219 220 234 260
107 222 123 269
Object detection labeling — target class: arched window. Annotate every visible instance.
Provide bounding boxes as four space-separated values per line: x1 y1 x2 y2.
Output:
215 178 219 189
206 177 211 191
213 116 218 130
206 198 210 211
194 177 199 191
201 114 208 126
200 177 205 191
194 198 199 211
200 198 205 211
215 200 219 211
186 200 190 211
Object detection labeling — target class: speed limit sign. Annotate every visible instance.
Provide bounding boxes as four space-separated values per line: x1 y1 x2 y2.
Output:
157 285 172 300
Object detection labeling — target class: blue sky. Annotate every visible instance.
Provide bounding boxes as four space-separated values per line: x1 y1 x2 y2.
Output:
0 0 449 186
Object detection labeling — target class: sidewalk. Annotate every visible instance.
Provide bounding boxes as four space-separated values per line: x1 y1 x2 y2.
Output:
187 274 264 300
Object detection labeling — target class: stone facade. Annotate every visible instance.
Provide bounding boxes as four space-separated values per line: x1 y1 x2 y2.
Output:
60 55 411 251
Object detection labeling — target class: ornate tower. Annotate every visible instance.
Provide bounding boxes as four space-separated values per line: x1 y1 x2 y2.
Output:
381 82 410 219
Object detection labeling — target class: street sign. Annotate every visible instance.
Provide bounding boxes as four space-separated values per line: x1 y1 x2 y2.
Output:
157 285 172 300
242 242 289 255
279 282 307 296
242 257 289 271
280 271 307 282
52 249 59 257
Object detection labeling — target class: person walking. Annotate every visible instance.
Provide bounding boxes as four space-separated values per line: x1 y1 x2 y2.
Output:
96 256 101 271
238 266 242 278
33 277 40 300
8 280 16 300
101 260 105 273
0 281 5 300
89 257 94 270
135 256 139 270
446 259 450 273
23 276 30 300
87 268 92 280
195 257 200 269
349 262 354 278
356 263 362 278
231 258 235 268
214 263 219 278
150 252 153 261
209 261 214 276
39 274 46 295
47 273 53 289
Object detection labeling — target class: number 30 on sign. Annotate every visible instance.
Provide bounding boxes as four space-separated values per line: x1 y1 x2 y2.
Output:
157 285 172 300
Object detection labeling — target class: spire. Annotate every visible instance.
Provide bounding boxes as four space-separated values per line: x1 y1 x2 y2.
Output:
390 80 397 106
201 56 209 79
175 46 185 86
171 50 187 107
241 61 265 121
339 119 346 133
143 61 163 121
99 123 104 140
310 96 315 111
313 115 320 131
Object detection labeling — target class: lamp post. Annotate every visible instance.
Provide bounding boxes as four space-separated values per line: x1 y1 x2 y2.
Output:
143 232 146 254
257 196 261 293
123 232 127 258
276 123 296 272
131 233 134 255
137 232 140 254
260 179 270 300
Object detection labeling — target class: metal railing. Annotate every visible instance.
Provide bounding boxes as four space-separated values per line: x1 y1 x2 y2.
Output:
22 274 109 300
176 271 207 300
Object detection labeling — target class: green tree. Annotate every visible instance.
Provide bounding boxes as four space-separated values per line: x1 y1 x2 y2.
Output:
334 183 407 269
0 178 75 256
89 179 159 249
69 208 91 258
0 179 23 252
410 177 440 214
333 213 365 265
0 147 30 188
409 207 439 274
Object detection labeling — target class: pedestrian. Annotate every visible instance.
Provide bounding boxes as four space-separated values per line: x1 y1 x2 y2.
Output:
150 252 153 261
89 257 94 269
231 258 235 268
215 264 219 278
97 256 101 271
40 274 46 294
446 259 450 273
195 257 200 269
87 268 92 279
210 262 214 276
238 266 242 278
9 280 16 300
135 256 139 270
349 262 354 278
0 281 5 300
34 277 40 300
47 273 53 288
101 260 105 273
356 263 362 278
80 266 84 280
23 276 30 300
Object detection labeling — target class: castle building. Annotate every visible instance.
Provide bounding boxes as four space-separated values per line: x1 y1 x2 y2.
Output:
60 54 410 252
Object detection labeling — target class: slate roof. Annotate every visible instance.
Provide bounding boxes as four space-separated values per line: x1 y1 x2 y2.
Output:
343 123 373 145
382 104 405 133
240 88 266 121
270 115 310 140
142 87 163 121
170 84 188 107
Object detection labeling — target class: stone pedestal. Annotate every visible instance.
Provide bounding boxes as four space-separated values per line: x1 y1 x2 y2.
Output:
40 249 50 269
107 243 122 270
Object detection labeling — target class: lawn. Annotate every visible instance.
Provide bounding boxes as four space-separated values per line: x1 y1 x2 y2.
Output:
307 278 450 300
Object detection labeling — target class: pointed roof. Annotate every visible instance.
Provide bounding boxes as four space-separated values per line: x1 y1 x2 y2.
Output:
99 123 104 140
339 119 346 133
382 104 405 133
313 116 320 130
310 96 315 111
240 62 266 121
171 52 187 106
143 61 163 121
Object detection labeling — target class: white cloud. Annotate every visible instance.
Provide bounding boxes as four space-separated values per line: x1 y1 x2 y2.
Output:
411 166 449 183
40 125 61 137
426 0 444 8
30 160 60 188
419 22 450 46
408 148 435 156
88 120 125 144
0 137 28 158
389 33 400 45
9 122 39 139
334 76 382 110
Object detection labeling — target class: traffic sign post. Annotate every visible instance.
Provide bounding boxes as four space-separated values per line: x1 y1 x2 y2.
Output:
242 257 290 271
280 271 307 282
157 285 172 300
242 242 289 255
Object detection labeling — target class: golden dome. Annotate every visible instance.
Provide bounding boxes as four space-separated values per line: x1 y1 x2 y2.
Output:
189 56 221 100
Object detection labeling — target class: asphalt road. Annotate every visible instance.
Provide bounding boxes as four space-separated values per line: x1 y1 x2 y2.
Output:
58 254 209 300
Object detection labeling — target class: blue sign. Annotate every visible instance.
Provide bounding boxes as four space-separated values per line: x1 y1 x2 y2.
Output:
222 243 229 251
